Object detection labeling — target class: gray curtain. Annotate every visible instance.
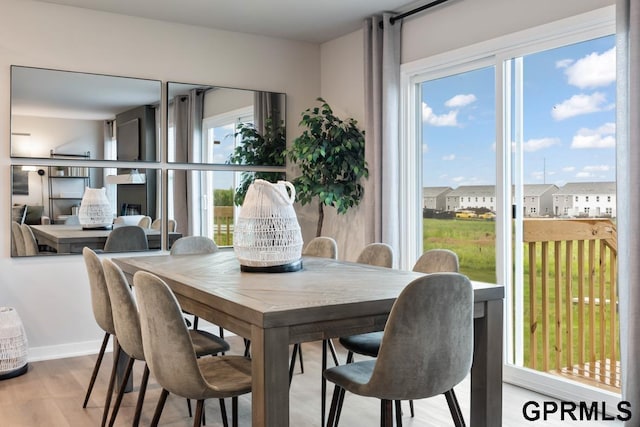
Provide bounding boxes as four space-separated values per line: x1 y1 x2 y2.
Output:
618 1 639 424
172 90 204 236
363 14 402 259
254 91 281 135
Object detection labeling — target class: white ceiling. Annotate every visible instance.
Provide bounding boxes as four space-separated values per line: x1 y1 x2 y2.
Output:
34 0 425 43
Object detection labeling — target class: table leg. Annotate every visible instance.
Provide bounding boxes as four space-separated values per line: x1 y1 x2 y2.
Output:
251 325 290 427
471 299 503 427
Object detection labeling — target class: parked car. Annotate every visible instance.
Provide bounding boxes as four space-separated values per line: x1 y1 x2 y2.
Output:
479 212 496 220
455 210 477 219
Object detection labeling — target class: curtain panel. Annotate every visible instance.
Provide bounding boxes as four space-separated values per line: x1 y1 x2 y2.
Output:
363 13 402 262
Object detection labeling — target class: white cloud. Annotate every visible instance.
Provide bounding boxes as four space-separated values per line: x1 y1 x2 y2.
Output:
576 172 592 178
452 176 465 183
422 102 458 126
445 94 477 108
562 166 576 172
583 165 610 172
564 47 616 89
556 58 574 69
551 92 613 120
523 137 560 152
571 122 616 148
442 154 455 161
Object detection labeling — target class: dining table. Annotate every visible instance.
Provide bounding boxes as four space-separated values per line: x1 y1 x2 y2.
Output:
29 224 182 253
113 250 504 427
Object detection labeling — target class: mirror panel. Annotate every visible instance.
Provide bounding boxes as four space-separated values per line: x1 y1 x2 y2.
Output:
166 169 285 249
11 165 165 256
11 66 161 162
167 82 285 165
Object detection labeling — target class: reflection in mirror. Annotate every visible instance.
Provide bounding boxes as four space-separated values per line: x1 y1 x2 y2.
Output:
167 169 284 249
11 66 161 162
167 82 285 165
11 165 168 257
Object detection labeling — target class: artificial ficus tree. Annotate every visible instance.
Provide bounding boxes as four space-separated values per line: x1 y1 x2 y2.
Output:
287 98 368 237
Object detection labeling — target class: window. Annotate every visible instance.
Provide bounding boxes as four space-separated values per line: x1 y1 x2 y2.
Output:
597 196 600 202
402 5 616 407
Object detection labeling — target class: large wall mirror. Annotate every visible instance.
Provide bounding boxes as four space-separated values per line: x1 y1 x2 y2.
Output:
11 66 161 161
167 168 285 250
11 165 166 257
167 82 286 165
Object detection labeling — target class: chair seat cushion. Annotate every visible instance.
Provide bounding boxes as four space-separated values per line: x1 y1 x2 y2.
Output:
339 332 383 357
189 329 230 356
323 359 377 396
197 355 252 398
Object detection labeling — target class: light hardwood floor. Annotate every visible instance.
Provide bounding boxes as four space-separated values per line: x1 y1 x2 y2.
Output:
0 335 621 426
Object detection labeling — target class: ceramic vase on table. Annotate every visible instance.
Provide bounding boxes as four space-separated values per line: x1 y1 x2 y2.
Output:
234 179 303 272
78 187 113 230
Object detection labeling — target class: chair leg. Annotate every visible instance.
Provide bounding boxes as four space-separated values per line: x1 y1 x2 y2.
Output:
394 400 403 427
232 396 239 427
444 389 466 427
345 350 354 364
193 315 199 330
132 364 150 427
243 339 251 357
298 342 304 373
381 399 393 427
83 332 110 408
409 400 414 417
219 398 229 427
108 355 135 427
334 386 346 427
289 344 299 385
326 385 341 427
193 400 205 427
327 339 339 366
100 341 121 427
151 388 169 427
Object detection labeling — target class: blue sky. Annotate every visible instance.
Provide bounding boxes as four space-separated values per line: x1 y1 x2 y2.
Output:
421 35 616 189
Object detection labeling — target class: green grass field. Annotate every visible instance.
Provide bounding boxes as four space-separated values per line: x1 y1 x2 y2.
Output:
423 218 497 283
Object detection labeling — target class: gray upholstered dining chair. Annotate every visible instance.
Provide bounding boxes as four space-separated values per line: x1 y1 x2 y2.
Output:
137 215 152 228
82 247 118 427
170 235 219 255
11 221 25 256
133 270 252 427
325 273 474 427
355 242 394 268
338 247 460 424
102 259 230 427
302 236 338 259
103 225 148 252
413 248 460 273
20 223 41 256
150 218 161 230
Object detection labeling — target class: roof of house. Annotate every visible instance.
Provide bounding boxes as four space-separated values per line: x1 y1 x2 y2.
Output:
446 185 495 197
554 181 616 195
523 184 559 197
422 186 453 197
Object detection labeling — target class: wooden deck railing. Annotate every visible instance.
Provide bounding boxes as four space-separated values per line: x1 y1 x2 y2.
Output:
523 218 619 391
213 206 234 246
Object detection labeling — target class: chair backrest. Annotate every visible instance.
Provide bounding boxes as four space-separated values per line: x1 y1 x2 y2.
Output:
356 243 393 268
137 216 152 229
412 249 459 273
102 259 145 361
11 221 25 256
369 273 473 400
103 225 149 252
150 218 162 230
170 236 219 255
82 247 115 335
20 224 39 256
168 219 177 233
133 271 211 398
302 236 338 259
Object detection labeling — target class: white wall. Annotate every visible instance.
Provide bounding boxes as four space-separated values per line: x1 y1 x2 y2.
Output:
0 0 320 359
318 0 614 261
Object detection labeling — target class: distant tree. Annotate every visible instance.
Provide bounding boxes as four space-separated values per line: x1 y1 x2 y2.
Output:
214 188 234 206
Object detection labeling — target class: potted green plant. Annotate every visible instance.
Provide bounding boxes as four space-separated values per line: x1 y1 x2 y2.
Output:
287 98 368 237
227 117 286 206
